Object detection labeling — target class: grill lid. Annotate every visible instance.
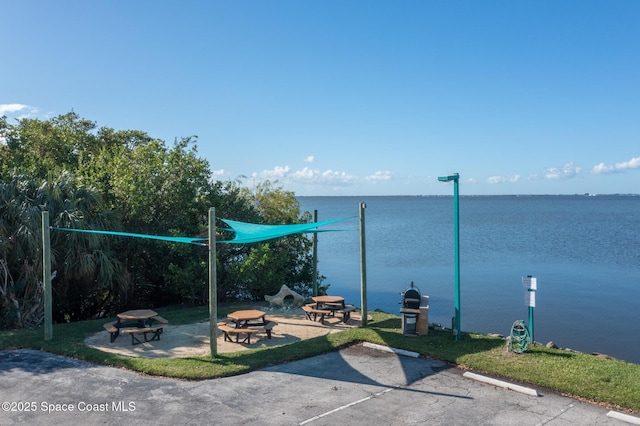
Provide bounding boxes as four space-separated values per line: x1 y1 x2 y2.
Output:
401 282 421 310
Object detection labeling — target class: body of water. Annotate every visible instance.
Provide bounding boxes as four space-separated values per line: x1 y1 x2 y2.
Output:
298 195 640 364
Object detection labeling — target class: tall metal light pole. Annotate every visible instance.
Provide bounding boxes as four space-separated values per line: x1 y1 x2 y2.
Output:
359 202 367 326
312 210 319 296
438 173 461 340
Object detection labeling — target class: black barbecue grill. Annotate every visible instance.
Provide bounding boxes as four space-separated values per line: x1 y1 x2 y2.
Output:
400 282 421 335
401 282 421 312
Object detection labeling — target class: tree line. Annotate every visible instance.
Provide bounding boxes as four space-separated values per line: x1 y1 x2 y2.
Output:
0 112 323 328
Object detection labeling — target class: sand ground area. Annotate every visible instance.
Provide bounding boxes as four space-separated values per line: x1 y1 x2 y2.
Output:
84 308 365 358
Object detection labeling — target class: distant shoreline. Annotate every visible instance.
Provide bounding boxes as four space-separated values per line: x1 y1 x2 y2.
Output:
297 193 640 198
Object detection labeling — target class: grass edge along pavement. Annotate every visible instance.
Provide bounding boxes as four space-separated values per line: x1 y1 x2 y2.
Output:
1 305 639 414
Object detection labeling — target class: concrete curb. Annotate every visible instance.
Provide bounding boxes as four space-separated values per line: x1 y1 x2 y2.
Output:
463 371 539 396
362 342 420 358
607 411 640 424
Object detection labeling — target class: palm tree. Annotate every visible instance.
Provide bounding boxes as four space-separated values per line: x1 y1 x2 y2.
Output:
0 171 126 327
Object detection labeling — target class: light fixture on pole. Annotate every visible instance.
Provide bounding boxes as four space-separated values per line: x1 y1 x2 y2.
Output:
438 173 461 340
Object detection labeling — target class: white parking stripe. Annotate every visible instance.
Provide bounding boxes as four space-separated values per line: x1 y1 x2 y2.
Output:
299 387 395 425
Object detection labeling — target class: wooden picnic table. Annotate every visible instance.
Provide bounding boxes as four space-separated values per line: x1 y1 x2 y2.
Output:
312 295 344 305
227 309 267 327
105 309 168 345
222 310 277 343
117 309 158 326
312 295 345 310
304 296 355 324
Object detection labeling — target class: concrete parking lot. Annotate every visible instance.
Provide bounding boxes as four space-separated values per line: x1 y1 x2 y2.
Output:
0 345 636 425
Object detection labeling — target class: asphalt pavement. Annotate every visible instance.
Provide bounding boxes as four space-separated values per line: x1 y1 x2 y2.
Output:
1 345 638 425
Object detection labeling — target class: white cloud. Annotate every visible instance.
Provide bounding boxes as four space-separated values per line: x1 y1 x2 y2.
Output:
591 163 614 174
252 165 359 187
365 170 393 182
318 169 358 185
0 104 39 119
617 157 640 170
304 155 315 163
487 175 521 184
292 167 316 181
0 104 28 114
543 162 581 179
211 169 226 176
253 165 291 180
591 157 640 174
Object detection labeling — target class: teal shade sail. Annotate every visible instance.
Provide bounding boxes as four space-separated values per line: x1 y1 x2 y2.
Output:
52 227 208 245
52 216 353 245
219 217 352 244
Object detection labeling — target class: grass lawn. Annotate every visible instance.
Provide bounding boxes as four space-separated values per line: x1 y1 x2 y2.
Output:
1 303 639 414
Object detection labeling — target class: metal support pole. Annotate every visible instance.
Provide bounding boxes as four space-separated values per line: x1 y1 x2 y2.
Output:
453 176 460 340
524 275 536 343
359 202 367 326
42 211 52 341
209 207 218 356
312 209 318 296
528 304 534 343
439 173 461 340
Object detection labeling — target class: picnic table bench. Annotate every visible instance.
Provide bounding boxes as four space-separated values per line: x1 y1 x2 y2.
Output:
153 315 169 325
218 323 258 343
303 303 356 324
218 318 278 344
262 318 278 338
339 304 356 321
302 304 333 324
103 314 169 345
120 323 165 345
103 321 120 343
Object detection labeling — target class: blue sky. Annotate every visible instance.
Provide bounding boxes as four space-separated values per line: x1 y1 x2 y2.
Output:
2 1 639 196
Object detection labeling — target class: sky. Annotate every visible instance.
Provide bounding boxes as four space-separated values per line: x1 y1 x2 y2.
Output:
1 1 639 196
